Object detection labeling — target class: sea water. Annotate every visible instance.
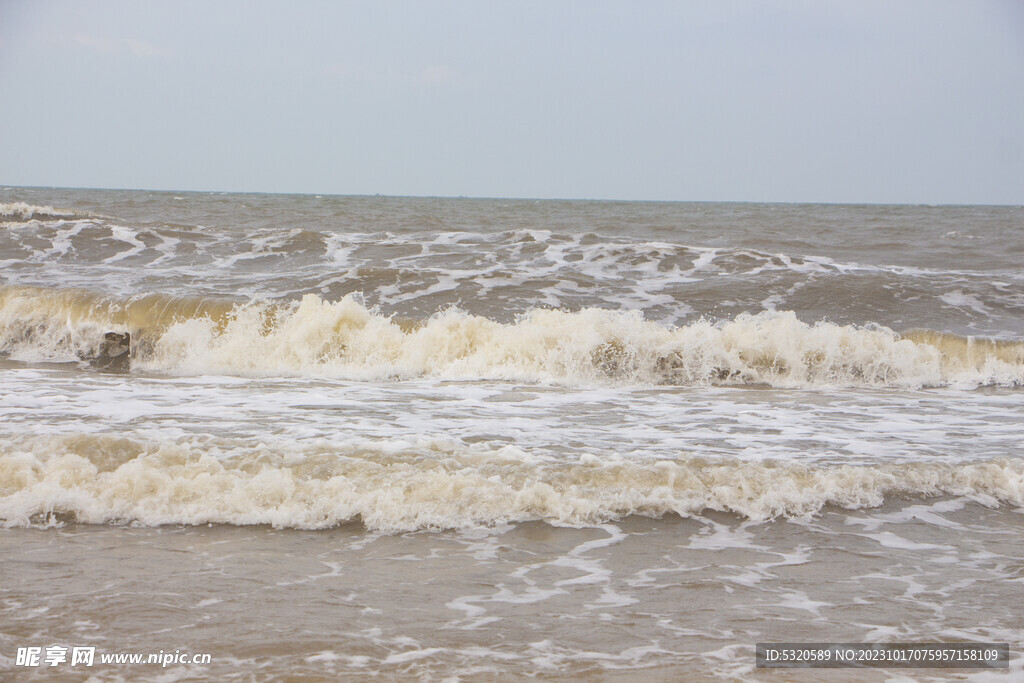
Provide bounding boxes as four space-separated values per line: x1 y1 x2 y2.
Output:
1 188 1022 679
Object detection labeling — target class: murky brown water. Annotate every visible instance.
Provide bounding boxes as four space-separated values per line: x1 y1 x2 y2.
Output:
2 188 1022 679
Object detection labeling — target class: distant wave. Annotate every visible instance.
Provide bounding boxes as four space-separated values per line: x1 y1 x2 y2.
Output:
2 285 1023 388
0 201 94 223
1 434 1021 531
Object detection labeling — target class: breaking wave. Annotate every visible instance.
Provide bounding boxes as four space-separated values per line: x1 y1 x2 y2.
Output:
0 201 93 224
2 285 1023 388
1 434 1022 531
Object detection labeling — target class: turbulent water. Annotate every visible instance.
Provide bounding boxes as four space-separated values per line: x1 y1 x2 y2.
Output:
1 188 1022 679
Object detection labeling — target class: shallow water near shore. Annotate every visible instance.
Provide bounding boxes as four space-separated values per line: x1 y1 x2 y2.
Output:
3 501 1022 681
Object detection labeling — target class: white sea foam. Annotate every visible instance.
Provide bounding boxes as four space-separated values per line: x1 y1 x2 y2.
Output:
5 209 1023 336
1 434 1021 531
103 225 148 263
0 201 85 223
940 289 995 317
3 286 1023 387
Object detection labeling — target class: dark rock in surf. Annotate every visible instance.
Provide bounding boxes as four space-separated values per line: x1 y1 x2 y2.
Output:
92 332 131 372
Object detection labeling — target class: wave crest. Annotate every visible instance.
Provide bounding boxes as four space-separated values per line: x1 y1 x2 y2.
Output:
2 435 1022 531
0 201 92 223
2 286 1023 388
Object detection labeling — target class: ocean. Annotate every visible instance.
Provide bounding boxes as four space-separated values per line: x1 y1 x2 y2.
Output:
1 187 1022 680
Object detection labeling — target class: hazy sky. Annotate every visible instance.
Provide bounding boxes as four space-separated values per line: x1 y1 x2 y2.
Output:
1 0 1022 203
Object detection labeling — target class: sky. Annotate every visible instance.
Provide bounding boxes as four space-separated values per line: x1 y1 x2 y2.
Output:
1 0 1022 204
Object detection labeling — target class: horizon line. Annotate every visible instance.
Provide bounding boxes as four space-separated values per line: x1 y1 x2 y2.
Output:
3 183 1022 209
